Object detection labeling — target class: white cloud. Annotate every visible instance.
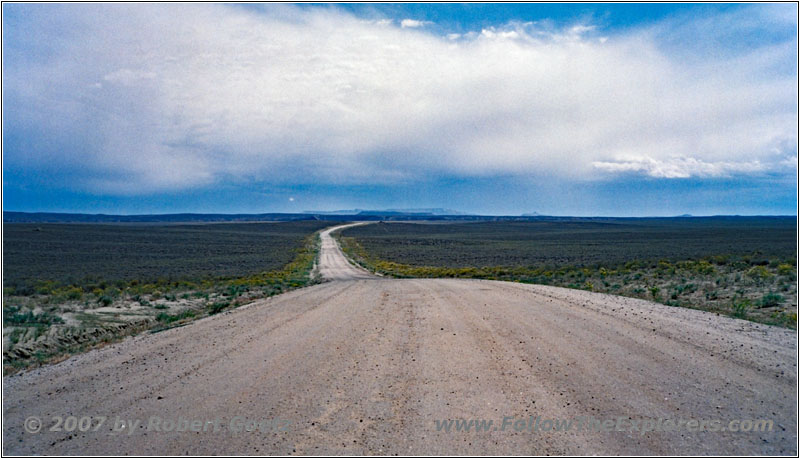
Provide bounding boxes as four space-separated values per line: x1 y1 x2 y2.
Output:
103 69 157 86
480 28 520 40
569 24 595 35
3 4 797 194
400 19 428 28
592 156 767 179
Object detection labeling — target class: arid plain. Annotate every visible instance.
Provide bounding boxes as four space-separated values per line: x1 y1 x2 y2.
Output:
3 223 796 455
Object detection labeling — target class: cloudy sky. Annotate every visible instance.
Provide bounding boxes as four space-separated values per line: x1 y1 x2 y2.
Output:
3 3 797 216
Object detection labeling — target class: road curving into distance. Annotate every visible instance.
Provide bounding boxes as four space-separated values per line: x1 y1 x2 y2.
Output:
316 223 377 281
3 223 796 455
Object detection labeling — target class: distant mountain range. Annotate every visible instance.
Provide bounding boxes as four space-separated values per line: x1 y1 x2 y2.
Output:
3 211 794 224
303 208 466 216
2 212 314 223
3 210 473 223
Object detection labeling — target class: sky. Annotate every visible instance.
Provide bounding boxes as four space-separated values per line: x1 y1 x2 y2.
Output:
2 3 798 216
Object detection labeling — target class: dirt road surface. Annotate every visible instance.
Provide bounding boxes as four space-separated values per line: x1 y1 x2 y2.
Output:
316 223 376 281
3 224 796 455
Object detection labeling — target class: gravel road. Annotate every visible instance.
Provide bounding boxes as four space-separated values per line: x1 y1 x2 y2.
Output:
3 223 796 455
316 223 376 281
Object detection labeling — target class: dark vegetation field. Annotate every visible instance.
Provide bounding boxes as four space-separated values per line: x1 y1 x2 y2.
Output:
3 221 334 372
340 218 796 268
339 217 797 327
4 221 333 293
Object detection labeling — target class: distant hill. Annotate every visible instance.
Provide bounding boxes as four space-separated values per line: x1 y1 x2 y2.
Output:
3 211 795 224
303 209 364 215
385 208 466 215
4 211 472 223
2 212 317 223
304 208 465 216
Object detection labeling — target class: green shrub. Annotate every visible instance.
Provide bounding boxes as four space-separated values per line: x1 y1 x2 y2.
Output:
694 261 716 275
98 295 114 306
226 285 245 298
775 311 798 327
731 298 752 319
657 261 674 274
66 286 84 300
4 310 64 326
8 328 24 345
208 301 231 315
156 310 195 324
759 293 784 308
34 281 57 295
746 266 772 280
649 286 660 300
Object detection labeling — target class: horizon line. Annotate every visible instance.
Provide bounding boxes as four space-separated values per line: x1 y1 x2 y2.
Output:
3 210 797 219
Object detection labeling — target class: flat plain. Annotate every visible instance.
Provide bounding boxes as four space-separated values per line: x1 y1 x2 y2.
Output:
3 223 796 455
3 221 333 292
2 221 333 371
339 217 797 326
